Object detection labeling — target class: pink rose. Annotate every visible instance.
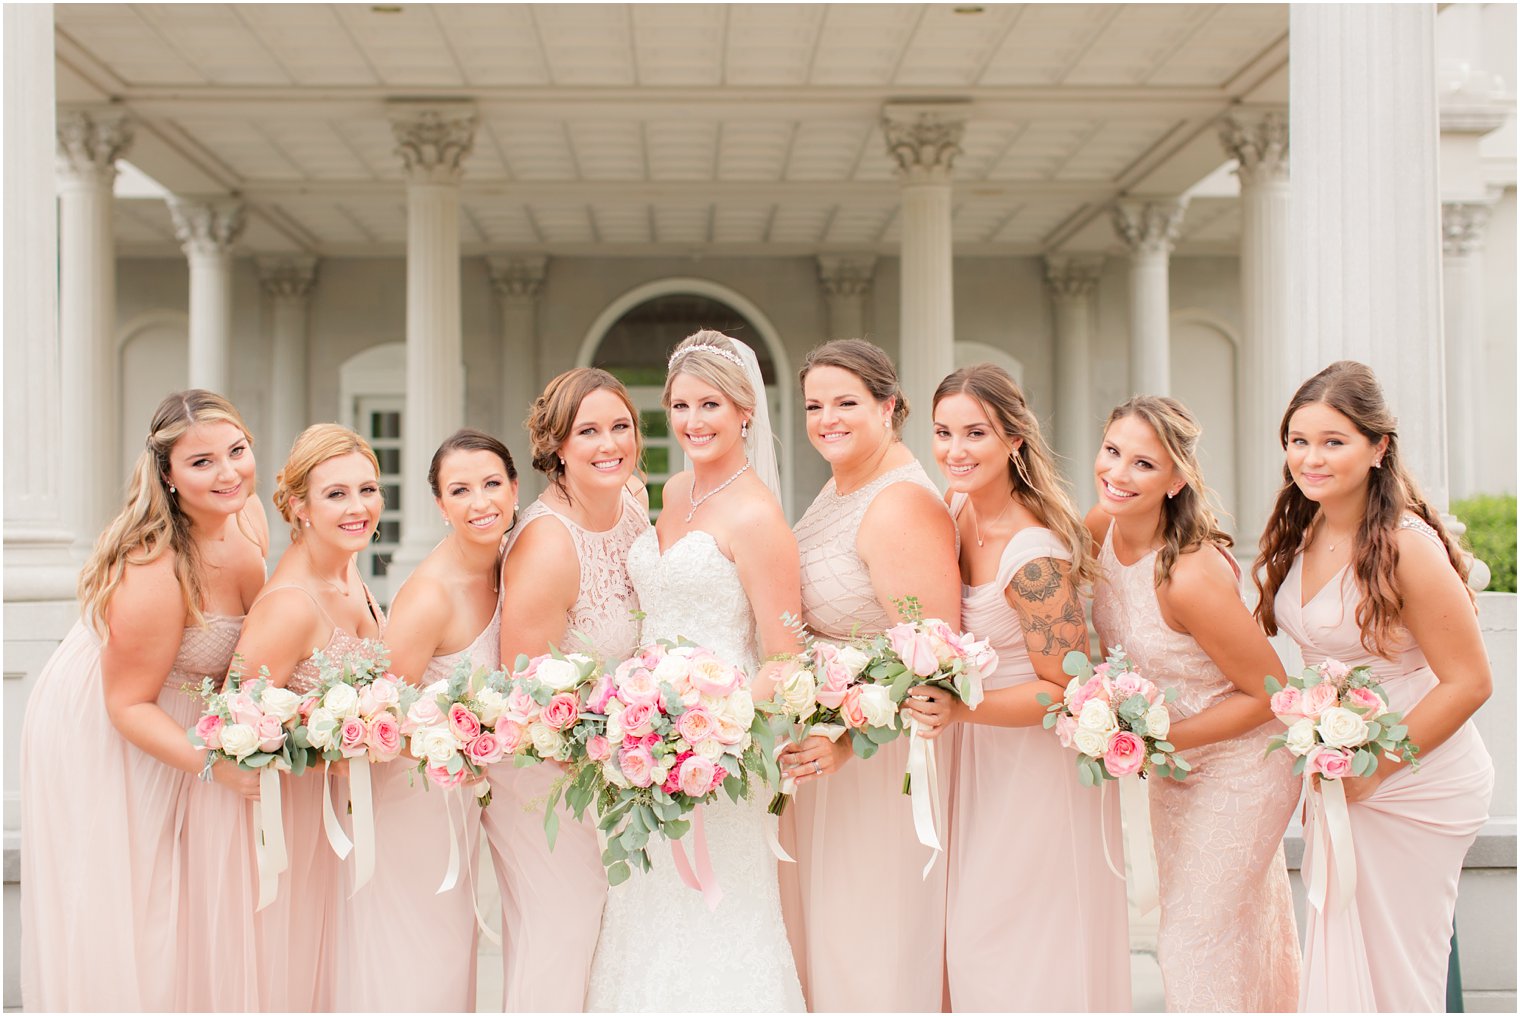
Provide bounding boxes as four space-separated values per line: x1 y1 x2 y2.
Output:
689 655 741 697
405 695 443 733
1343 687 1384 719
448 703 483 741
465 731 504 765
1300 681 1339 717
1112 672 1146 702
195 713 225 750
616 668 663 706
1093 662 1113 677
338 716 368 756
586 734 611 761
1321 658 1352 683
840 685 868 729
677 754 717 797
676 705 718 744
298 695 318 722
619 701 657 738
1067 675 1110 716
1054 712 1078 749
426 762 467 789
1307 745 1353 780
619 745 656 787
504 687 539 725
495 720 525 755
586 675 616 714
886 624 940 678
366 714 402 760
541 693 581 732
1269 686 1303 720
226 691 261 727
1103 730 1146 778
641 731 661 749
255 714 286 753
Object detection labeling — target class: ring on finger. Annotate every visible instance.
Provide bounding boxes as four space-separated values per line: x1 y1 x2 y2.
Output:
813 760 822 775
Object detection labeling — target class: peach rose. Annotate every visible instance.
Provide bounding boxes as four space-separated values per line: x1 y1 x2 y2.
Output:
540 693 581 732
619 745 656 788
585 734 611 762
677 754 717 797
840 685 868 729
616 668 662 706
619 701 657 738
676 705 718 744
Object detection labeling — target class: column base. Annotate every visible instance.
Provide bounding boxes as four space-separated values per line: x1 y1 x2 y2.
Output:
3 530 80 602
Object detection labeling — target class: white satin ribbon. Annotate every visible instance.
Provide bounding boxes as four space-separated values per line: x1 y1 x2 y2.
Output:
321 761 354 860
1306 775 1357 916
253 766 287 912
905 718 943 879
437 784 463 894
346 756 376 895
1098 779 1161 915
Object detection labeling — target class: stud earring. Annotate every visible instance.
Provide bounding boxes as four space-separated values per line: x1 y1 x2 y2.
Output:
442 516 451 526
168 484 177 494
1372 459 1383 469
741 420 749 439
1167 488 1180 499
303 518 311 528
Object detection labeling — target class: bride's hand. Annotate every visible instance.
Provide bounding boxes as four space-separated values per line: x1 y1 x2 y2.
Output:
778 734 852 784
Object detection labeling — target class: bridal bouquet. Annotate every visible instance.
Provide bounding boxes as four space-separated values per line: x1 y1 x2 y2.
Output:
1264 658 1419 778
188 662 311 776
1037 646 1190 785
558 638 776 894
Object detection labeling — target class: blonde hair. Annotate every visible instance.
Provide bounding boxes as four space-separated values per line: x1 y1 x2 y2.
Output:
661 330 757 416
526 368 643 504
933 365 1097 587
77 390 256 635
1103 396 1233 586
271 424 381 542
798 338 909 433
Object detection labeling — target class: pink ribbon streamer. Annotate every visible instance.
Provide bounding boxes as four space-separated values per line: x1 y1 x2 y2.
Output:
668 805 724 911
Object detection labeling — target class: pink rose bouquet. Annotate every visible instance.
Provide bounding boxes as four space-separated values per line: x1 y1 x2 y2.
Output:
1037 646 1190 785
187 660 313 777
1264 658 1419 778
302 646 417 767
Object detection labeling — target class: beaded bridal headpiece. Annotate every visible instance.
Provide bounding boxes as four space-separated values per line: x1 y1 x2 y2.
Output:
668 342 746 370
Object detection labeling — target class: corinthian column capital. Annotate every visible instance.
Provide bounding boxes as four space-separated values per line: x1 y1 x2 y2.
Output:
882 103 968 183
1112 198 1189 257
56 106 133 186
168 197 247 259
486 255 547 303
256 256 319 299
1044 254 1105 301
817 256 878 299
1218 111 1289 186
1441 201 1494 257
389 103 477 184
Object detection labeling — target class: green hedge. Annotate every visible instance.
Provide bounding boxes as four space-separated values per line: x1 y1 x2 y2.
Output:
1451 494 1517 593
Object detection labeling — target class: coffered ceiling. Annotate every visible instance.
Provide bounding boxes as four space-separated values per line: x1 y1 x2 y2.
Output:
55 3 1287 258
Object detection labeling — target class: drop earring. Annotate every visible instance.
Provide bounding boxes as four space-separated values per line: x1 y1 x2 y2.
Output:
168 484 177 494
741 420 749 439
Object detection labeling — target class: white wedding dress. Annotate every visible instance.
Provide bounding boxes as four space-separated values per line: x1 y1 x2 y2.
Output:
585 528 806 1013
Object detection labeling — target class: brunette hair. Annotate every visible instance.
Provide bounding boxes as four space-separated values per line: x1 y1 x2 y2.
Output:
526 368 643 504
77 390 258 635
427 429 517 497
1103 396 1233 586
661 330 757 416
798 338 909 433
1253 360 1470 657
933 365 1097 587
271 424 381 543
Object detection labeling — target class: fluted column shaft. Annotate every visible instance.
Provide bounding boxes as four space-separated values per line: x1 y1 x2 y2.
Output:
257 257 318 509
487 255 545 503
1045 255 1104 481
1290 3 1447 508
169 198 246 394
56 106 132 548
885 106 965 470
391 105 476 574
1441 202 1492 501
817 256 877 341
1222 112 1292 544
1113 200 1187 398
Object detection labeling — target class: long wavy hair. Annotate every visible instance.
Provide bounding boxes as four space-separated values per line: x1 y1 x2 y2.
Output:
933 364 1097 587
1253 360 1470 657
77 390 258 636
1103 396 1233 587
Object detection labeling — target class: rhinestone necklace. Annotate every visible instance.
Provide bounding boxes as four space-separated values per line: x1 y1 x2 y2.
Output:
687 461 751 523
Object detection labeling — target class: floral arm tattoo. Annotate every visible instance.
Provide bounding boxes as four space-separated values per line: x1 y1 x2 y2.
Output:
1007 557 1088 658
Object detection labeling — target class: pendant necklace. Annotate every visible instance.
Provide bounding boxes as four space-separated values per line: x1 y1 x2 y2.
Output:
687 462 751 523
972 495 1015 548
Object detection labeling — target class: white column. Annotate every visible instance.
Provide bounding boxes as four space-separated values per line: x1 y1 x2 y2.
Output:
883 104 966 469
390 103 476 574
1112 198 1188 398
817 255 877 341
256 256 318 503
1044 254 1104 482
167 197 246 394
1221 112 1292 545
1289 4 1448 508
5 4 74 596
56 105 132 549
1440 202 1492 503
486 254 546 502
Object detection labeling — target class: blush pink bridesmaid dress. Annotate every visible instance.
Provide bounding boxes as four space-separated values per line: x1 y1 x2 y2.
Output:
1092 527 1301 1012
946 501 1132 1012
484 490 649 1011
785 461 952 1013
1274 515 1494 1012
181 584 385 1012
20 613 241 1011
334 600 499 1012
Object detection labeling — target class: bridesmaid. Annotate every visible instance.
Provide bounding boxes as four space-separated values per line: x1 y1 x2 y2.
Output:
336 429 518 1011
778 338 961 1012
491 368 650 1011
903 365 1131 1012
183 423 387 1011
1254 361 1494 1011
1086 395 1300 1011
19 391 266 1011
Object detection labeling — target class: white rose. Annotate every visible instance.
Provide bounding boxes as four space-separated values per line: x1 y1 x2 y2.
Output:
259 686 301 724
695 737 725 760
564 652 594 671
1073 725 1114 758
1284 717 1318 757
322 682 359 718
1316 707 1370 749
530 723 566 759
602 758 630 789
220 723 259 760
779 668 817 717
534 658 581 693
725 691 756 731
1077 698 1118 735
1063 676 1084 710
652 653 692 686
306 707 338 751
1143 703 1171 741
412 725 459 766
472 687 507 726
837 645 872 680
605 702 627 745
857 684 897 729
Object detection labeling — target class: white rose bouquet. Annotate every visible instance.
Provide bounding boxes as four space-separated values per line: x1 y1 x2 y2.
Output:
1263 658 1419 780
1037 646 1190 785
187 657 315 777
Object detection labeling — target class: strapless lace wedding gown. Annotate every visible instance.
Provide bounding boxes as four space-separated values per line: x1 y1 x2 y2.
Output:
585 528 805 1013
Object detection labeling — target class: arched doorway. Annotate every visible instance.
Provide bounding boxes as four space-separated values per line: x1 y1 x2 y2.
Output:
579 279 794 518
1170 311 1239 532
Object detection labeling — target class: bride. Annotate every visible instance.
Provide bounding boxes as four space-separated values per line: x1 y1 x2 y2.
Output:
585 330 807 1013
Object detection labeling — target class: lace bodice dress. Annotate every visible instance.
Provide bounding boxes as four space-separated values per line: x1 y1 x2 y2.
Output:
584 528 806 1013
1091 528 1300 1011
